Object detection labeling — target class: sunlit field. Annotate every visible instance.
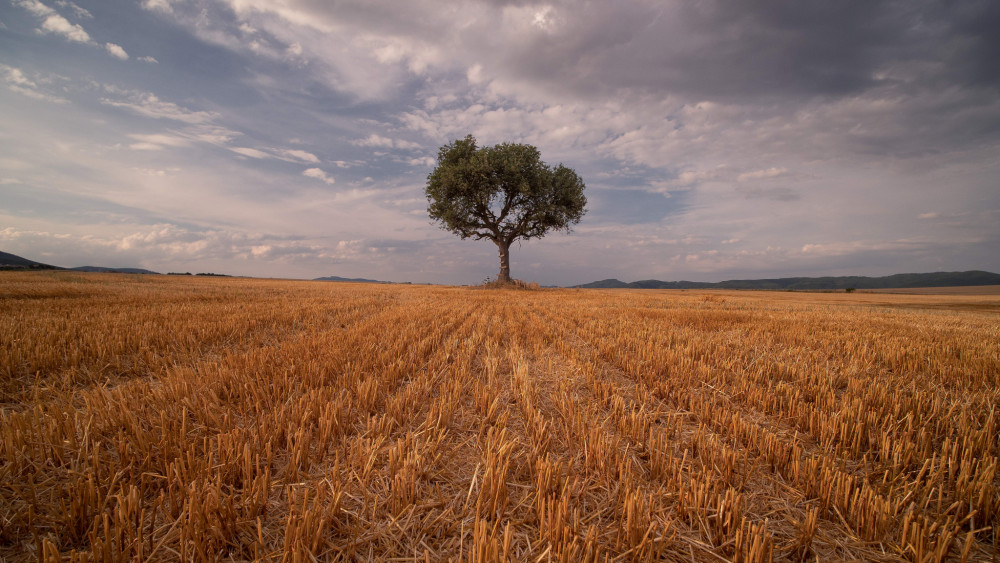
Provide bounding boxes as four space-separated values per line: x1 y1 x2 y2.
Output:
2 272 998 562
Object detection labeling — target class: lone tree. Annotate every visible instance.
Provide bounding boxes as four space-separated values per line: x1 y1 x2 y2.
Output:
425 135 587 283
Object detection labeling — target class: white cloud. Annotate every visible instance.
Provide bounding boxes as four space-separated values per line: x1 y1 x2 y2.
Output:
229 146 320 163
407 156 435 167
466 64 484 84
673 166 730 187
101 91 218 123
0 224 340 267
737 167 789 182
3 66 37 89
247 39 268 54
39 12 91 43
141 0 173 13
125 123 244 152
1 64 67 103
354 133 421 151
138 56 159 64
395 139 422 150
55 1 91 19
13 0 54 18
277 149 320 163
130 168 170 177
15 0 93 43
800 239 923 257
333 160 364 168
302 168 335 184
183 124 241 145
127 133 191 150
354 133 394 148
230 147 270 159
105 43 129 60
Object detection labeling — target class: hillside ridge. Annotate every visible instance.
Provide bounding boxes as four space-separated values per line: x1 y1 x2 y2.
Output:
575 270 1000 290
0 250 61 270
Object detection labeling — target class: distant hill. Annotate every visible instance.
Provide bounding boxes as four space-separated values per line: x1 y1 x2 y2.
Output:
314 275 392 284
0 250 62 270
577 278 632 289
1 251 160 273
575 271 1000 290
576 278 716 289
71 266 160 274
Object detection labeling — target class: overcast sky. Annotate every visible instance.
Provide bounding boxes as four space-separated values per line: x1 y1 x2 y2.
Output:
1 0 998 285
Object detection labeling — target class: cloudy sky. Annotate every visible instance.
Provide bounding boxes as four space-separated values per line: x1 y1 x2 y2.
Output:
1 0 998 285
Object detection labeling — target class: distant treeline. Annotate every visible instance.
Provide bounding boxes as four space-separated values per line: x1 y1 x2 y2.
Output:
167 272 232 277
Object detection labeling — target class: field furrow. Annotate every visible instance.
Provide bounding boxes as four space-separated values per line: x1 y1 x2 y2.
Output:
1 272 998 561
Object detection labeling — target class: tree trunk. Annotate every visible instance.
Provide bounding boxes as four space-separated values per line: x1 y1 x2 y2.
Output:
497 240 512 283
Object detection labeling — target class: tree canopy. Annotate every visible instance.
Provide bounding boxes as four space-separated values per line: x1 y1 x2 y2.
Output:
425 135 587 283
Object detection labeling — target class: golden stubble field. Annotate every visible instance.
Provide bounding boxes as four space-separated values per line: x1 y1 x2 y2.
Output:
1 272 998 562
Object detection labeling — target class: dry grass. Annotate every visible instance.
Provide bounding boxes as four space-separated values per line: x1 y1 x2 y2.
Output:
865 285 1000 296
1 271 997 561
474 279 542 290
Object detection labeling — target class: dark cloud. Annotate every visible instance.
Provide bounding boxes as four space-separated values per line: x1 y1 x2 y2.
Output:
674 0 894 98
474 0 1000 104
479 1 887 101
908 0 1000 89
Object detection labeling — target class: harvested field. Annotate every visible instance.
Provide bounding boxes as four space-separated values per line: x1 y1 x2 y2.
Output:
865 286 1000 296
1 271 998 562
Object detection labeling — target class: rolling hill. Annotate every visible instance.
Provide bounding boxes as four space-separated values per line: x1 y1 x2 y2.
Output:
1 250 159 273
575 270 1000 290
70 266 160 274
0 250 61 270
314 275 392 284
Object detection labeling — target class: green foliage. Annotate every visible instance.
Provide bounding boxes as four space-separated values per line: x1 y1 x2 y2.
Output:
425 135 586 246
